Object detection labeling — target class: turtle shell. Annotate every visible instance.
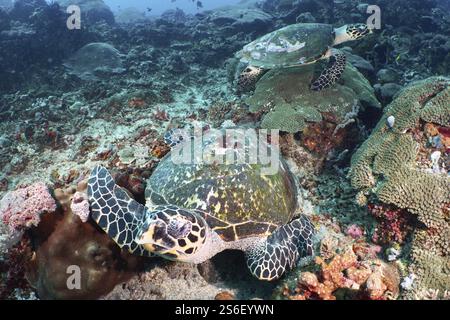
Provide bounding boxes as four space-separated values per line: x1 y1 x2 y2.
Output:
236 23 334 68
145 130 299 241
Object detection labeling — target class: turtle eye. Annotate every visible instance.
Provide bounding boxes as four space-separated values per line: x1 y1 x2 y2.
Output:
167 218 192 239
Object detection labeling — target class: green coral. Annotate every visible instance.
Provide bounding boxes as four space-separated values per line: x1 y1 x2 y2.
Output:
350 77 450 224
246 62 380 133
420 87 450 125
349 76 450 299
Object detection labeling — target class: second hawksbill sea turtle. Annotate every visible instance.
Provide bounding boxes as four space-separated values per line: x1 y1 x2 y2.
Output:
87 129 315 281
236 22 372 92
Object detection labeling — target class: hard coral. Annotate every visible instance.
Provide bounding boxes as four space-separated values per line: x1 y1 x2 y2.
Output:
280 244 399 300
246 62 380 134
349 77 450 299
0 182 56 243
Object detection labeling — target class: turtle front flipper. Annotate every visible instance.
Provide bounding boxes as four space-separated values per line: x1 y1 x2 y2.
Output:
310 52 346 91
245 215 315 281
88 165 154 257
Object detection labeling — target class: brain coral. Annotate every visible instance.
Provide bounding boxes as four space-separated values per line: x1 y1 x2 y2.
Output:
245 61 380 133
349 77 450 299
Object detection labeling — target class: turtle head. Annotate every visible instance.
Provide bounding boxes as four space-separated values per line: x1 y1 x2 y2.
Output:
346 23 371 39
136 207 208 262
334 24 371 45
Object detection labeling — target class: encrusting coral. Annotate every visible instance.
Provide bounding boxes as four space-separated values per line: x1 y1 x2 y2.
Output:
0 182 56 250
276 233 400 300
349 76 450 299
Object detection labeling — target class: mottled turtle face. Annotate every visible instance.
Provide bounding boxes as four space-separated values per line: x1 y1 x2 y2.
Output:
346 24 371 40
136 207 208 262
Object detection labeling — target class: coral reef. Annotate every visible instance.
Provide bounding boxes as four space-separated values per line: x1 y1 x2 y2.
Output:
276 232 400 300
246 62 380 134
349 77 450 299
0 182 56 249
368 204 414 245
0 0 449 301
0 237 35 300
55 0 114 25
26 182 143 299
350 77 449 225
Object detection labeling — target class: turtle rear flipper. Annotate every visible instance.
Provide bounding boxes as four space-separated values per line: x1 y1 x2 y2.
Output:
245 215 315 281
310 53 346 91
88 165 154 257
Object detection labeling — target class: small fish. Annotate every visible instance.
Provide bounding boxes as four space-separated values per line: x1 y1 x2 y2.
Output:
196 1 203 9
147 7 152 12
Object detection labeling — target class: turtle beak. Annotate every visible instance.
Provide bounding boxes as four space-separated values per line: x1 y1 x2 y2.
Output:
135 223 175 252
135 228 155 245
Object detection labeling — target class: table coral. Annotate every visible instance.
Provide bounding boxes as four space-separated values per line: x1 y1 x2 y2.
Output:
246 61 380 134
349 77 450 299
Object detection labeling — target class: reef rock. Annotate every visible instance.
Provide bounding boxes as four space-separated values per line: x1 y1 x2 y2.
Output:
63 42 125 80
275 231 400 300
26 184 142 299
115 7 146 24
56 0 114 25
206 7 273 34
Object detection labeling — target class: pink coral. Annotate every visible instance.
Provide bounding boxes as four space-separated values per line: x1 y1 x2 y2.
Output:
70 191 90 223
345 224 364 239
368 204 413 245
0 182 56 234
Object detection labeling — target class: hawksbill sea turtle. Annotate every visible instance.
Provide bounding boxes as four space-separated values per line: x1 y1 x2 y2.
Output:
236 22 372 92
87 129 315 281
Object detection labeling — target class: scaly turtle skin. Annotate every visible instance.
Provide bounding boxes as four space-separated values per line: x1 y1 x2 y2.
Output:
236 23 371 92
88 129 315 281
